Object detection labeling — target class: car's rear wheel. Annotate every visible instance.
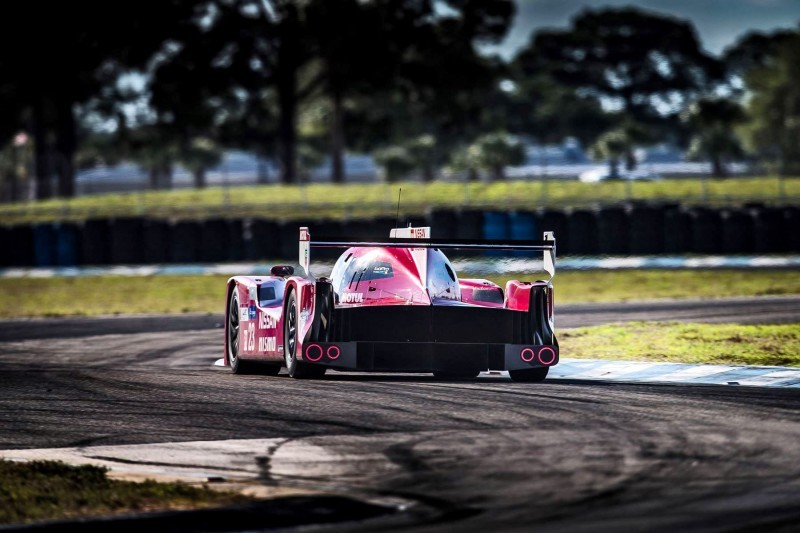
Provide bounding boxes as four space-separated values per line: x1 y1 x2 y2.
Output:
284 290 326 379
509 367 549 383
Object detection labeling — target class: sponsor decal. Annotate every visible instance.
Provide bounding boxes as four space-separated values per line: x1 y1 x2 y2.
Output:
248 305 257 320
258 336 277 351
341 292 365 303
248 286 257 301
259 311 277 330
299 309 310 331
415 227 426 238
242 322 256 351
240 306 250 322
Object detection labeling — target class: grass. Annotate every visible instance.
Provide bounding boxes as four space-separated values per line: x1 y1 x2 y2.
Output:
560 322 800 367
0 176 798 224
0 269 798 318
0 460 248 525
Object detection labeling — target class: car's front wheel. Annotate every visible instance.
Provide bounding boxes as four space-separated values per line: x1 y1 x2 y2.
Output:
284 290 325 379
228 288 250 374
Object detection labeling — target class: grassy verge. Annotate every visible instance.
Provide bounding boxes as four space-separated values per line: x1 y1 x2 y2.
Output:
1 177 797 223
0 460 248 525
560 322 800 367
1 269 798 319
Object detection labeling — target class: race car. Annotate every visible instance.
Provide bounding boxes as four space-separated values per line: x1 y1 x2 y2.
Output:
224 225 558 382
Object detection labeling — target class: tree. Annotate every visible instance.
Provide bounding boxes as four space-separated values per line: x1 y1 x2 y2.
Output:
468 131 525 180
0 1 199 198
589 130 628 179
683 98 746 177
739 32 800 175
723 29 797 93
406 135 438 182
180 137 222 189
304 0 515 183
516 8 724 141
374 146 414 183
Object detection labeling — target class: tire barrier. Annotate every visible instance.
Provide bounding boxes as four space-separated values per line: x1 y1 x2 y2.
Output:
4 225 34 267
483 211 510 241
33 223 57 267
628 205 664 255
539 210 569 255
429 209 458 239
566 210 598 255
509 211 538 257
754 207 790 254
785 207 800 252
483 211 510 256
247 219 280 260
81 219 111 266
0 226 9 267
171 221 202 263
110 218 145 264
721 210 755 254
201 219 229 263
597 207 629 255
55 223 79 266
3 203 798 268
227 219 245 262
688 208 722 254
662 207 691 254
144 220 171 264
277 221 299 260
456 210 484 240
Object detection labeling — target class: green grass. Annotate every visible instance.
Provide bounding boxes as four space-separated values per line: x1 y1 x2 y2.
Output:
0 269 798 318
1 176 798 223
560 322 800 367
0 460 248 525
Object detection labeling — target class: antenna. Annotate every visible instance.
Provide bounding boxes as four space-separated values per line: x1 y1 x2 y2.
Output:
395 188 402 229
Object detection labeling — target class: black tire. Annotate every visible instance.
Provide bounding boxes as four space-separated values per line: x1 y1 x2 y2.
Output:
227 288 251 374
509 367 549 383
433 370 481 380
284 290 326 379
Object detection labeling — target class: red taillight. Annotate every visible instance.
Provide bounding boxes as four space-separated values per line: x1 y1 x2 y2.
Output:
538 347 556 365
326 345 340 360
305 343 323 362
520 347 535 362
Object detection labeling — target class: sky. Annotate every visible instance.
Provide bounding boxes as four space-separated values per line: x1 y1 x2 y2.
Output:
484 0 800 59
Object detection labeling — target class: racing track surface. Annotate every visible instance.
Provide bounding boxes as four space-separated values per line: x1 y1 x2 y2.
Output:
1 296 799 531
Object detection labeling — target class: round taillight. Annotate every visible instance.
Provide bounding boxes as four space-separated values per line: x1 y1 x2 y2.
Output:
520 347 535 363
305 343 323 362
538 347 556 365
327 345 341 360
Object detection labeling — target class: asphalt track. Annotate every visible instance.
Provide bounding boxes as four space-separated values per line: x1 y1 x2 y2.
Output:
1 296 799 531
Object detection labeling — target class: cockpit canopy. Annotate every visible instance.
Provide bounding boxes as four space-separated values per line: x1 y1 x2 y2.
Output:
330 246 460 305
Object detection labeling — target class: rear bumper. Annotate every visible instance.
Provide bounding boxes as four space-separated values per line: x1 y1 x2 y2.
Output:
301 341 558 373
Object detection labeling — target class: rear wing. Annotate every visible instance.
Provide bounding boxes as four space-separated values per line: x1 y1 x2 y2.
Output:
299 227 557 280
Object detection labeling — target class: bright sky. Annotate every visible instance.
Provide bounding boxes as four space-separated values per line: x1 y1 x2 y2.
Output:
484 0 800 58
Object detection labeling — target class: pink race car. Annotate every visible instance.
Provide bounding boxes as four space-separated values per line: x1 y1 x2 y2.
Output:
224 226 558 382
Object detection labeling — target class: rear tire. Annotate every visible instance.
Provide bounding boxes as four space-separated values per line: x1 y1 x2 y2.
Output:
284 290 326 379
509 367 549 383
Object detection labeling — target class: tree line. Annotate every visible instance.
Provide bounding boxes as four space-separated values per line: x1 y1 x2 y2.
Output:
0 1 798 200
